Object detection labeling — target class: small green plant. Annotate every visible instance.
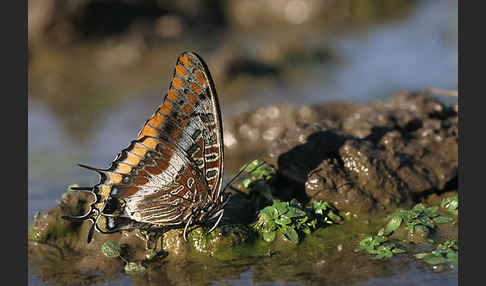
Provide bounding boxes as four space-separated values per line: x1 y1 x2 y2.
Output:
414 240 458 268
440 196 458 216
239 160 275 190
254 199 341 244
384 204 453 235
233 160 277 211
354 235 406 259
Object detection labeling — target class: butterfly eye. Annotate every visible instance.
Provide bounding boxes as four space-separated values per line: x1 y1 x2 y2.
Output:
111 186 120 195
122 177 130 184
107 217 116 230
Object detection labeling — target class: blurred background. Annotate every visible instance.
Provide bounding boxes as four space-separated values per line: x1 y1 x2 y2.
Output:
28 0 457 224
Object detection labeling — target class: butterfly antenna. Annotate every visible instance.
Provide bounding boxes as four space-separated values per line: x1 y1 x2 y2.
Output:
222 161 266 193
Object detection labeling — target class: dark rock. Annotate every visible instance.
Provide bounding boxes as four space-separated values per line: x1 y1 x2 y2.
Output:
225 91 458 216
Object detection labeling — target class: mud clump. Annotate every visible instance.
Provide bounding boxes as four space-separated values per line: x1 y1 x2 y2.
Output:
225 91 458 217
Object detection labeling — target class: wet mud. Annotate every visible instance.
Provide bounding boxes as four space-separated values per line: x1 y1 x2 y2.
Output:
29 91 458 285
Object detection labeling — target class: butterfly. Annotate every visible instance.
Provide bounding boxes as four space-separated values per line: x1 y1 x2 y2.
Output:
63 51 242 243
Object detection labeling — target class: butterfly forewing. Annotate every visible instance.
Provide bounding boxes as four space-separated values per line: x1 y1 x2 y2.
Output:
164 52 225 201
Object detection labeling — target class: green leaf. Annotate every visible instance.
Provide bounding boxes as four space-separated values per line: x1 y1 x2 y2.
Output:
298 216 308 224
441 196 458 211
282 227 299 244
241 178 253 189
266 221 277 231
392 248 406 254
424 206 439 217
414 239 458 267
260 206 274 217
312 201 327 214
302 226 311 235
307 218 317 229
447 251 458 268
358 236 373 248
443 240 458 250
274 201 289 215
423 255 449 265
243 160 260 172
262 231 276 242
289 199 301 206
384 215 403 234
276 216 292 226
405 223 415 233
327 212 342 223
448 200 458 210
286 206 306 218
433 216 453 224
413 204 426 212
415 225 429 233
373 253 386 259
414 253 428 259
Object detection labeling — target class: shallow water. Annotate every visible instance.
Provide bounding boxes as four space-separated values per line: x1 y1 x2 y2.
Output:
28 1 458 285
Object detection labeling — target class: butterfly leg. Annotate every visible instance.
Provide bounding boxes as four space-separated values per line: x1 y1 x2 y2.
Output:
183 215 193 242
207 209 224 234
132 228 166 260
147 231 165 259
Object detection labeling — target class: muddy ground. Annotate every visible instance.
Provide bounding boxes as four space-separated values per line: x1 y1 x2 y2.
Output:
28 91 458 286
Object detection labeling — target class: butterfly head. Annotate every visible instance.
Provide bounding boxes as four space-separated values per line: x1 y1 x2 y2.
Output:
195 189 231 223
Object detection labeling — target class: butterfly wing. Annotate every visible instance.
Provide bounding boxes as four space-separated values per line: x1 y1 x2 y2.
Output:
162 52 225 201
84 52 224 229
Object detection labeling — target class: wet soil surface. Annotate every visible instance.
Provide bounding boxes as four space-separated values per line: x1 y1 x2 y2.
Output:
28 91 458 286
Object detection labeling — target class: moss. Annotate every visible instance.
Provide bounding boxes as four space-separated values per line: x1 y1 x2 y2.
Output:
124 262 146 274
101 241 121 258
186 224 261 260
28 225 46 242
28 215 75 243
